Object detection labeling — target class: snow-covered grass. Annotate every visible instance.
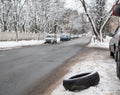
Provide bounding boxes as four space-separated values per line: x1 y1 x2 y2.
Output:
0 34 84 50
0 40 44 50
89 36 112 49
51 36 120 95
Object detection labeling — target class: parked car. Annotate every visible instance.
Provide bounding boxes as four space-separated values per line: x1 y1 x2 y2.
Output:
109 26 120 58
111 3 120 79
109 26 120 79
44 34 57 44
60 35 71 41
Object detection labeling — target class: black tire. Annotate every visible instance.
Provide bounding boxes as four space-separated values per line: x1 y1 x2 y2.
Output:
52 41 55 44
116 51 120 62
114 51 118 62
63 71 100 91
52 41 57 44
118 51 120 62
110 51 114 57
55 41 57 44
117 62 120 79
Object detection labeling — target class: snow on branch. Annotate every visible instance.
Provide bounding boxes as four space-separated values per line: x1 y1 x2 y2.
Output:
79 0 120 42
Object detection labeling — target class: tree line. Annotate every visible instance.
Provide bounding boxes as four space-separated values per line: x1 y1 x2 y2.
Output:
0 0 88 41
0 0 119 41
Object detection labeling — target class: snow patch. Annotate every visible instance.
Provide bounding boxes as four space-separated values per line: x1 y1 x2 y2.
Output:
51 36 120 95
88 36 112 49
0 40 44 50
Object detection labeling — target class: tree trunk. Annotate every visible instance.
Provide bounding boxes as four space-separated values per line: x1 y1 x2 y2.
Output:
14 24 18 41
80 0 120 42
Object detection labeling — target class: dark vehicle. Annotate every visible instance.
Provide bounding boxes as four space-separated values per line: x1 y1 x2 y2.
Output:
109 26 120 58
110 3 120 79
60 35 71 41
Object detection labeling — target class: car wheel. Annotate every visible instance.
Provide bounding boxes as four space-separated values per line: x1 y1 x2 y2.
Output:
63 71 100 91
110 46 114 57
116 51 120 62
110 51 114 57
117 62 120 79
114 51 118 62
55 41 57 44
52 41 57 44
52 41 54 44
118 51 120 62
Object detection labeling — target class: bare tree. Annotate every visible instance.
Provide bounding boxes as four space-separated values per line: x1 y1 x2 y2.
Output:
0 0 84 41
10 0 27 41
0 0 12 32
79 0 120 42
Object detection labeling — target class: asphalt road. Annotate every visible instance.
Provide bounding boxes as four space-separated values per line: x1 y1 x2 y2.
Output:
0 35 91 95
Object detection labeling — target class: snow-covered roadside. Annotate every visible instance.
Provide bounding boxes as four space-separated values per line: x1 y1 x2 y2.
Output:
0 34 84 50
89 36 112 49
0 40 45 50
51 36 120 95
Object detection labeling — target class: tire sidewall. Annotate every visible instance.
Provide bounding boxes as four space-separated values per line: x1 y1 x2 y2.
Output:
63 72 100 91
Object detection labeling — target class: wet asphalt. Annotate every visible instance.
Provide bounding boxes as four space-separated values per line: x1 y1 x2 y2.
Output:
0 35 91 95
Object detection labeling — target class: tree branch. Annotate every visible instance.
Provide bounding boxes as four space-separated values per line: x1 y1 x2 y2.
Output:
79 0 99 37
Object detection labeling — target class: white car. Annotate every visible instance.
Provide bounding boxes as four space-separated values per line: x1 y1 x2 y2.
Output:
45 34 57 44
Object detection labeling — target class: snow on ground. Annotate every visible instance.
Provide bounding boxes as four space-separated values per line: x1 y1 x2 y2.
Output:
0 34 83 50
0 38 61 50
0 40 44 50
1 35 119 95
89 36 112 49
51 36 120 95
